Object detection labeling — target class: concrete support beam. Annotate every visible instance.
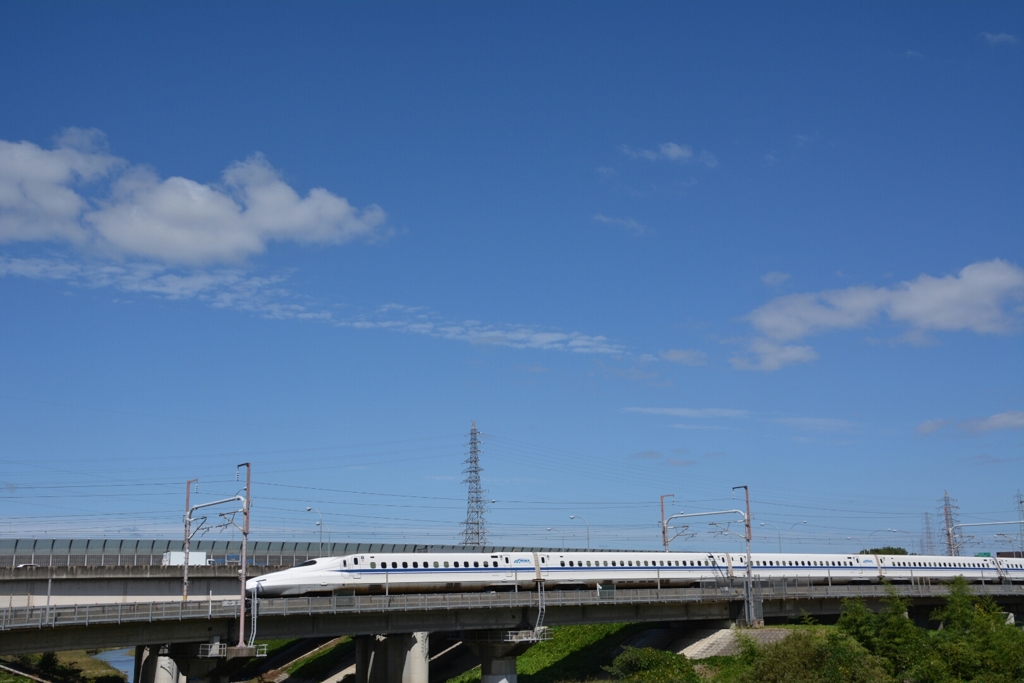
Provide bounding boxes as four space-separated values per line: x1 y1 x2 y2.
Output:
355 633 428 683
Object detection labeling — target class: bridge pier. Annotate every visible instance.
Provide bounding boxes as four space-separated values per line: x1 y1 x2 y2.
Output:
355 632 429 683
463 641 535 683
134 646 185 683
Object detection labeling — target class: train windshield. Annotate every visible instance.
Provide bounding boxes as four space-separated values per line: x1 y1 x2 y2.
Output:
295 559 318 567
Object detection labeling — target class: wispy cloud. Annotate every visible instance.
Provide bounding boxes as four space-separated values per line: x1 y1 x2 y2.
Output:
916 418 950 435
343 311 627 355
659 349 708 366
732 260 1024 370
0 129 385 265
770 417 856 432
631 450 664 460
593 214 645 235
667 458 696 467
0 255 629 355
981 32 1017 45
761 272 791 287
960 410 1024 433
969 454 1018 466
620 142 718 168
624 407 750 418
0 256 327 319
730 338 818 371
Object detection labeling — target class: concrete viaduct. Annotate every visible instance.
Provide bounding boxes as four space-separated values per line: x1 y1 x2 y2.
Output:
2 576 1022 683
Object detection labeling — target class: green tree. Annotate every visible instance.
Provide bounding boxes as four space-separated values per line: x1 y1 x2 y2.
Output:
859 547 908 555
603 647 699 683
734 629 893 683
931 576 1024 682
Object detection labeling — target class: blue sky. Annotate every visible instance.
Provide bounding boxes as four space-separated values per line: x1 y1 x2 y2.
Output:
1 2 1021 555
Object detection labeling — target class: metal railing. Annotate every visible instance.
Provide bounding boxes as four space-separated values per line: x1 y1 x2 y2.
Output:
2 580 1021 632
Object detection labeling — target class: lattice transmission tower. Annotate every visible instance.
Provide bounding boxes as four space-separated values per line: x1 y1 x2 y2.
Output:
941 490 963 556
921 511 937 556
460 421 488 547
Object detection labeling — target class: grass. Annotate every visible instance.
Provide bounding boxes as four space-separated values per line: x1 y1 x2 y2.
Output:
284 638 354 682
446 622 649 683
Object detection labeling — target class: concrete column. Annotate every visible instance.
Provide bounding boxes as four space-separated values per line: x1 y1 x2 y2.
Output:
355 635 388 683
386 632 428 683
480 655 517 683
134 646 185 683
463 641 532 683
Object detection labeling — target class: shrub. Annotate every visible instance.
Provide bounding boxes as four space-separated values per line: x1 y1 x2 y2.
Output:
603 647 700 683
734 629 893 683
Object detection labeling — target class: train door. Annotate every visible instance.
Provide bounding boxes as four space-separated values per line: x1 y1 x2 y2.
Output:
352 557 362 579
504 555 512 578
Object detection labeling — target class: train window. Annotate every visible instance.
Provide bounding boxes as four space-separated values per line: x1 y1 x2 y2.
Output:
354 559 359 565
402 562 408 568
433 561 439 568
541 558 546 563
643 561 648 566
568 561 574 567
370 562 376 568
560 561 565 567
483 561 488 567
505 558 510 564
453 562 459 567
474 561 479 568
342 560 347 567
444 561 449 568
412 562 418 568
586 561 591 566
628 561 633 566
391 562 397 569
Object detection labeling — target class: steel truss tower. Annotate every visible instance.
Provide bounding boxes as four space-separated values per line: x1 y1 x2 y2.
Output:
460 422 488 546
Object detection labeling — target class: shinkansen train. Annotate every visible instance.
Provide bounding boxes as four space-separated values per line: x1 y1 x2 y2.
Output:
246 550 1024 596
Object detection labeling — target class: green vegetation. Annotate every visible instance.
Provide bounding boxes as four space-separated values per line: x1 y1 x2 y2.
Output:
0 672 35 683
4 652 124 683
232 639 299 680
446 623 647 683
837 578 1024 682
444 582 1023 682
859 547 909 555
604 647 700 683
284 638 354 682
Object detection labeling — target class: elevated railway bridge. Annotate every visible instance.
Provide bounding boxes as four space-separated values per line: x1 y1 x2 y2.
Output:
2 540 1022 683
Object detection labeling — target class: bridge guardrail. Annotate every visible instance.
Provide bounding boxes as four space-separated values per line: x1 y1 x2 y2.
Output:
2 581 1021 632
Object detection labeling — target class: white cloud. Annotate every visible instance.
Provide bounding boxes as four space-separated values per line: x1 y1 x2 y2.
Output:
960 410 1024 433
0 129 385 264
982 32 1017 45
593 214 645 234
624 407 751 418
659 349 708 366
761 271 791 287
745 260 1024 342
729 338 818 371
0 130 123 243
620 142 717 167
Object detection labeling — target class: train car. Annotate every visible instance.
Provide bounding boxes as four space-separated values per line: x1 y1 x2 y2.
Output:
246 550 1024 597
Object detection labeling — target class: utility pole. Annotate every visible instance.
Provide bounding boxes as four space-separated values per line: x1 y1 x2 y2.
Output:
732 485 758 627
237 463 251 649
1016 490 1024 558
660 494 674 552
460 422 488 546
183 478 198 601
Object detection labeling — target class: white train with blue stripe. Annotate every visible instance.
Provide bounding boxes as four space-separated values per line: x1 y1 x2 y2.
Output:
247 550 1024 596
